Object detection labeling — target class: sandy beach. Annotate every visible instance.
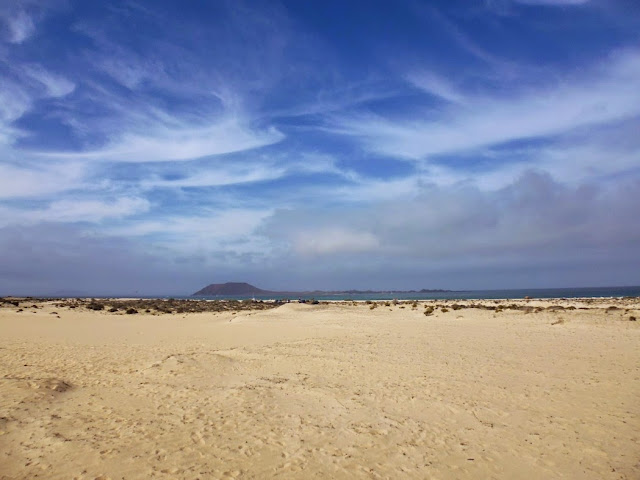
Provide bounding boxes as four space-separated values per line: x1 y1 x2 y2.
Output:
1 297 638 479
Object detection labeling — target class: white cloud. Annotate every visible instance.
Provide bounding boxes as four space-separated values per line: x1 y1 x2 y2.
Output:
141 164 284 189
330 50 640 160
0 196 150 227
43 197 150 222
0 66 74 146
139 152 340 190
107 120 282 162
514 0 589 5
294 229 379 255
269 82 398 119
97 55 161 90
331 175 421 203
263 171 640 267
0 162 86 199
405 71 465 104
6 10 35 43
0 84 30 145
108 209 272 243
40 116 284 162
22 65 75 97
413 116 640 191
0 80 31 124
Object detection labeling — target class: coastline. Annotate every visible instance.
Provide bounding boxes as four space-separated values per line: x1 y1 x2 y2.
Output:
1 297 638 478
4 285 640 302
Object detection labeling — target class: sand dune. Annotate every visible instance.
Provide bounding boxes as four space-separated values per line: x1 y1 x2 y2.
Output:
1 298 639 479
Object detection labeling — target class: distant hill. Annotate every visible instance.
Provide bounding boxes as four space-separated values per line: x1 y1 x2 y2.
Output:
192 282 274 296
192 282 451 296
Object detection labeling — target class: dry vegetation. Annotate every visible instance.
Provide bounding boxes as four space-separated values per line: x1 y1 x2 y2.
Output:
0 297 283 315
2 296 639 322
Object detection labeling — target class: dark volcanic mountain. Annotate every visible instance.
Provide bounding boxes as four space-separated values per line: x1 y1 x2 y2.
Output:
192 282 451 296
192 282 274 296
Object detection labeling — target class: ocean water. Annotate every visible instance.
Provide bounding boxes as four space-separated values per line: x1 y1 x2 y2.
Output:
188 286 640 301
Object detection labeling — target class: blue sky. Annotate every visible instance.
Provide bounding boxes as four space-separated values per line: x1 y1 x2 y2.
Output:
1 0 639 295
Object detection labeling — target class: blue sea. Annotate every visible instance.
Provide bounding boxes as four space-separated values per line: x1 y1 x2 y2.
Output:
186 286 640 301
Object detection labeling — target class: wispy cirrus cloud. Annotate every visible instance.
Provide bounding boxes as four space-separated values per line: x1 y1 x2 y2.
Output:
1 1 639 293
9 2 294 162
0 64 74 147
514 0 589 5
330 50 640 160
405 71 465 104
0 196 150 226
1 0 69 45
4 10 35 43
0 161 86 199
21 64 75 97
137 152 341 190
42 118 284 162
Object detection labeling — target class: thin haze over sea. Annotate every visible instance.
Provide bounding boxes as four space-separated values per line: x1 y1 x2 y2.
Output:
71 286 640 301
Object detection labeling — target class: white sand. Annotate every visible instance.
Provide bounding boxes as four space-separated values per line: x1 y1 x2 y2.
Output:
1 298 639 479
